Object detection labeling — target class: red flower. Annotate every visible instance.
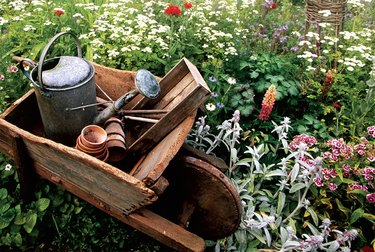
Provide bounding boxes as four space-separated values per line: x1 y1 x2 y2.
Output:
53 8 65 16
270 2 277 10
361 245 374 252
164 5 181 16
184 2 193 9
259 85 276 121
332 103 341 110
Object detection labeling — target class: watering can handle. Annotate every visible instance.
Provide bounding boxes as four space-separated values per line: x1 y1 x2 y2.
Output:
38 31 82 90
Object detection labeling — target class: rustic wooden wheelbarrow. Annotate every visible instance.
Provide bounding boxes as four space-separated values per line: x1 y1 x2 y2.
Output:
0 57 242 251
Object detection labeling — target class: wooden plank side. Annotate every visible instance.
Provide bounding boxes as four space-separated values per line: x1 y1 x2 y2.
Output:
126 209 205 252
24 139 157 214
132 112 196 186
161 77 197 111
0 121 14 157
183 58 210 91
128 87 210 154
152 74 194 110
0 119 157 214
124 58 190 111
0 89 35 120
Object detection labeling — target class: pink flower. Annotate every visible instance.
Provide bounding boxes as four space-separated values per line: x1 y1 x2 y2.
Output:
366 193 375 204
0 74 4 80
368 126 375 138
328 183 338 191
313 177 324 187
164 5 181 16
343 164 351 171
258 85 276 121
53 8 65 16
7 65 18 73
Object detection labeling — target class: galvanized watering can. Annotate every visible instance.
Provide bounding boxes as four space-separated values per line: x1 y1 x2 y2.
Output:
20 32 97 145
20 32 160 146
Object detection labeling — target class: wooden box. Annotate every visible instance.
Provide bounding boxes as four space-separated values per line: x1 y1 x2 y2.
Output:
122 57 211 155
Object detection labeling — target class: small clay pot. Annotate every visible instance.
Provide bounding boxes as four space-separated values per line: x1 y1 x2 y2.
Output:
107 133 126 144
105 117 125 138
107 139 127 162
81 125 107 148
94 148 109 161
76 142 107 156
104 117 123 126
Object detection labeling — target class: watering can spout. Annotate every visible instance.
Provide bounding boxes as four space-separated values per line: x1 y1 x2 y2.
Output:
93 69 160 125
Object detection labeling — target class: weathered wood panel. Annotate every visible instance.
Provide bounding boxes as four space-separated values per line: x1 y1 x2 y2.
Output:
131 112 196 186
0 118 157 214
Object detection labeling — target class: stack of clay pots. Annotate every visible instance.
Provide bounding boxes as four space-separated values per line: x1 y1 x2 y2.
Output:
104 117 127 162
76 125 109 161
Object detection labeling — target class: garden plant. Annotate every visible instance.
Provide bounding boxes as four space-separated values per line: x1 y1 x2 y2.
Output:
0 0 374 251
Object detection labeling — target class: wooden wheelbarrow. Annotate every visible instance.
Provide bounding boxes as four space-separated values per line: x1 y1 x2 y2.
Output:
0 57 242 251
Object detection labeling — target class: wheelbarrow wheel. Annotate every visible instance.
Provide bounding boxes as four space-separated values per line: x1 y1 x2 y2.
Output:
150 155 242 240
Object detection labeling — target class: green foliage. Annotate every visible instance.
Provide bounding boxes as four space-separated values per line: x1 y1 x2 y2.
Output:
0 157 50 249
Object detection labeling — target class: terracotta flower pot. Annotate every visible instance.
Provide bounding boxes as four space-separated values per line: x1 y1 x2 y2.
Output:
105 117 125 138
80 125 107 148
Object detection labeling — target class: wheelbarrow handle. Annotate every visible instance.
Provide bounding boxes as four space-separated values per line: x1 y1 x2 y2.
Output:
17 58 37 81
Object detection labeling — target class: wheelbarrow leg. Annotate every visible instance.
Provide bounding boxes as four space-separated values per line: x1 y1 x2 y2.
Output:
177 199 196 229
10 133 36 202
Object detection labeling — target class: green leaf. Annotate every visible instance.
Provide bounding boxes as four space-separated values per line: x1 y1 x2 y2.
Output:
36 198 50 212
13 233 22 247
0 202 11 214
0 188 8 200
277 192 286 215
265 169 286 177
239 61 251 70
0 216 12 229
288 86 299 96
14 214 26 225
280 226 289 244
335 199 350 217
306 207 319 226
350 208 364 224
297 125 307 133
306 221 320 236
250 71 259 79
362 213 375 221
290 182 305 193
23 212 37 234
249 229 266 244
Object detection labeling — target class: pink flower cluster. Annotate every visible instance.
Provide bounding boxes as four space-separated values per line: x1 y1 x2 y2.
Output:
323 139 354 161
362 167 375 181
289 134 317 151
349 183 368 191
313 169 338 190
321 168 337 180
